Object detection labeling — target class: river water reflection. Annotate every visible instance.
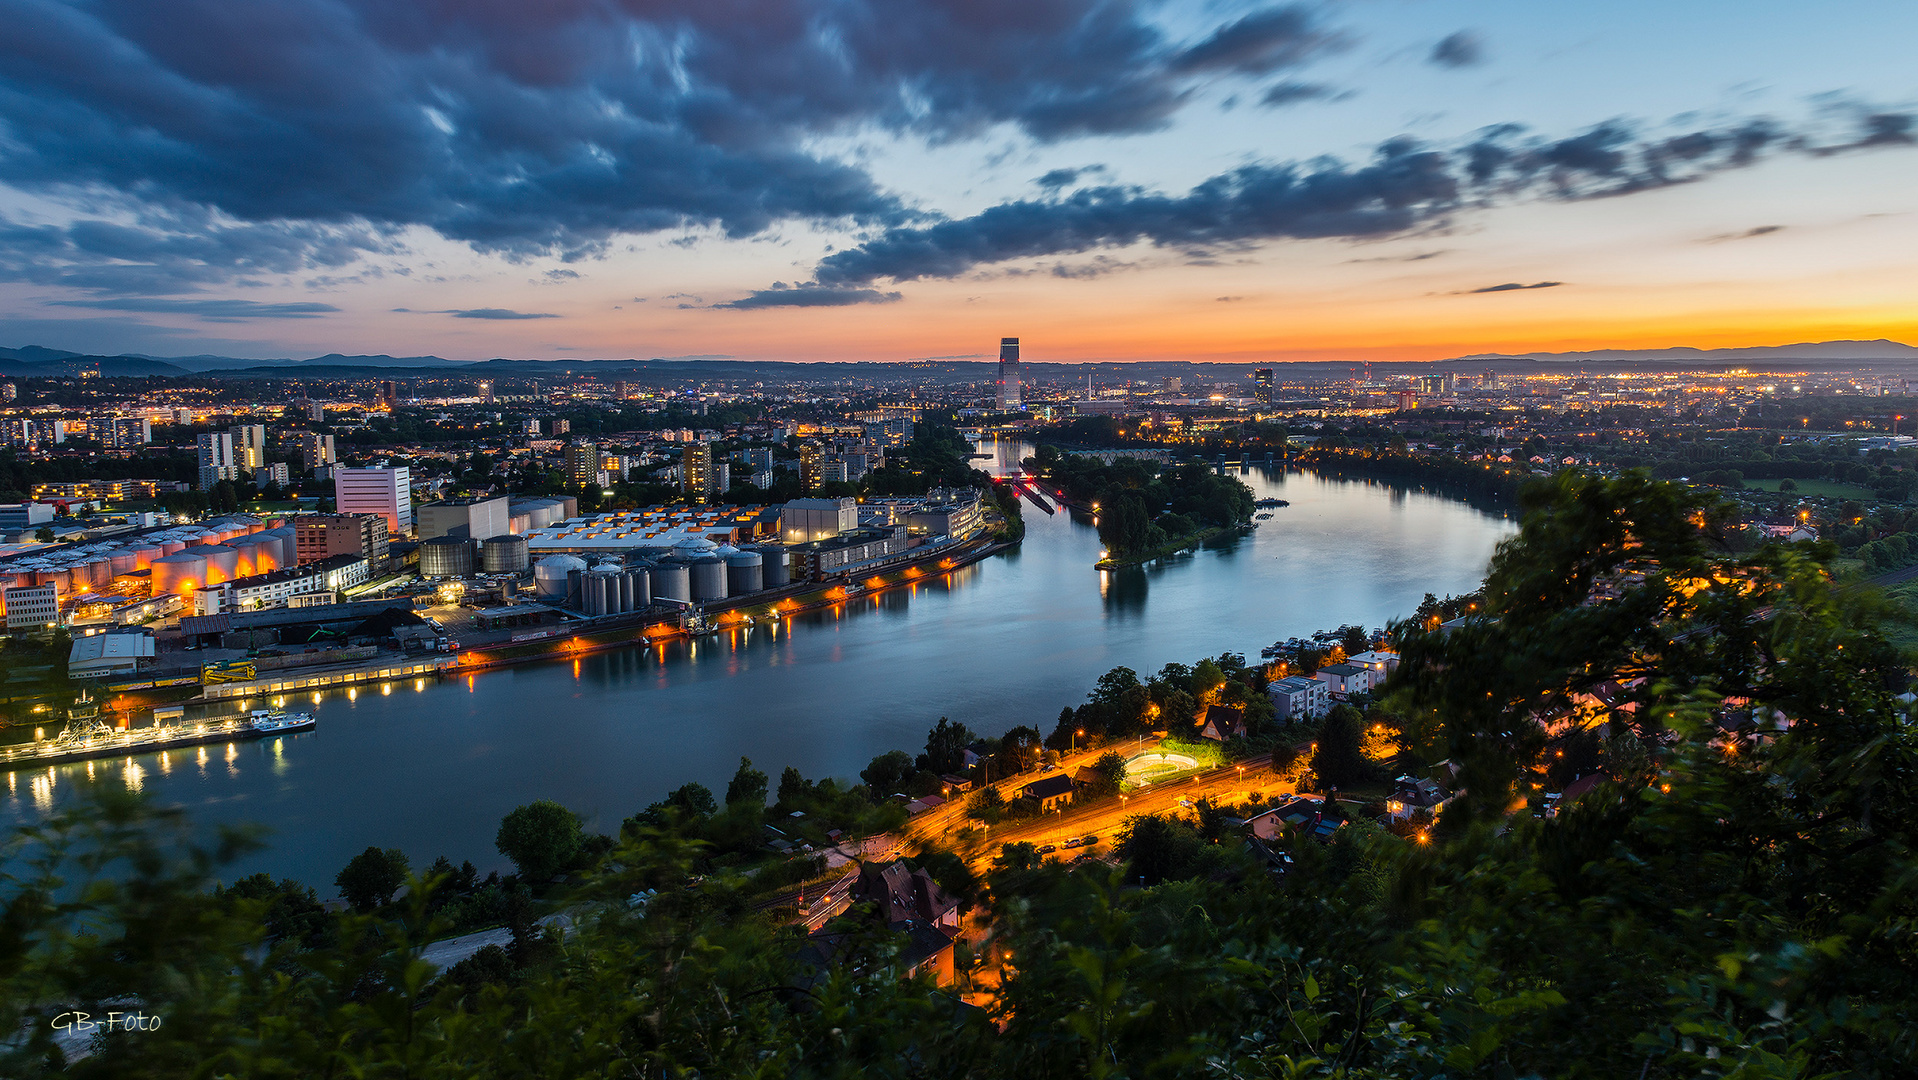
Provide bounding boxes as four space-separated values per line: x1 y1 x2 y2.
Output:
3 441 1515 885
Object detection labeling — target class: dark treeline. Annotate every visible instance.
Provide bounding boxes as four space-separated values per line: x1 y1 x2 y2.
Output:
1025 446 1254 558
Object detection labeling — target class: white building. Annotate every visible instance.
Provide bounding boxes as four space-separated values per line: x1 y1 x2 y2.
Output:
196 432 238 489
1312 663 1374 700
1268 675 1329 721
780 497 858 544
334 465 413 535
1346 651 1400 685
4 583 60 632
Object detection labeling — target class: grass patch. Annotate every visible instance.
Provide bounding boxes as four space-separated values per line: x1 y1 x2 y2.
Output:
1741 478 1880 500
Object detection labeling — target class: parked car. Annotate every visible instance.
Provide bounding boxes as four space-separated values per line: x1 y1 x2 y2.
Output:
1035 844 1057 855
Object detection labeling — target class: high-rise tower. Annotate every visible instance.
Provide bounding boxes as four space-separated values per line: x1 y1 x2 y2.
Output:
995 337 1023 411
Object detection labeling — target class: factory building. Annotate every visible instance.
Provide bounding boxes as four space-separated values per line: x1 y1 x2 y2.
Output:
417 495 511 541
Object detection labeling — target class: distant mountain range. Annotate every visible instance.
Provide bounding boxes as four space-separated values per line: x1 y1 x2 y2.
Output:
1441 339 1918 364
0 339 1913 379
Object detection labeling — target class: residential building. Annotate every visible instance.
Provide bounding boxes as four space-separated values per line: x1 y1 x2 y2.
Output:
1346 651 1399 686
550 418 571 436
32 480 161 501
799 441 824 491
1384 775 1454 822
229 424 267 469
378 380 397 410
1267 675 1329 721
682 443 717 504
4 584 60 632
299 432 337 471
787 525 908 578
564 442 602 487
91 414 150 449
254 463 290 488
1022 772 1075 812
196 431 239 489
305 402 325 422
780 497 858 544
333 465 412 534
476 379 494 404
741 447 775 472
1312 662 1373 699
1199 702 1248 741
417 495 510 541
295 513 390 568
220 554 370 611
522 419 541 436
904 491 984 539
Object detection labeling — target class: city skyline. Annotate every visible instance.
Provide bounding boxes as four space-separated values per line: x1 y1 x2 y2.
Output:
0 1 1914 363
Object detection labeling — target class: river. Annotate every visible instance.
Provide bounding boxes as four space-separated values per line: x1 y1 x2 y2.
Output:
2 441 1515 886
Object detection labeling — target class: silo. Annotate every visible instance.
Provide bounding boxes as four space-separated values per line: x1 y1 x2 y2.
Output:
151 551 209 596
130 544 164 570
109 551 138 576
83 556 113 591
158 540 186 556
263 527 296 568
481 534 530 574
227 536 260 578
199 545 241 584
757 546 791 588
533 555 587 601
651 558 691 603
420 536 477 578
726 549 764 594
628 562 654 609
689 555 728 601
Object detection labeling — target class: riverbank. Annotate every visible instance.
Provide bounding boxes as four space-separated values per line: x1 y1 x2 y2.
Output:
1093 524 1246 569
188 533 1020 706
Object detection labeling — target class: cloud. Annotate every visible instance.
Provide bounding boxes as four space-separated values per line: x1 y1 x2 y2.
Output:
1465 281 1562 293
48 297 340 319
1260 81 1341 107
1704 225 1785 242
1037 166 1108 191
445 308 560 320
657 354 736 360
0 0 1356 297
768 110 1913 293
717 284 904 309
543 269 580 281
1430 31 1486 69
1216 295 1244 302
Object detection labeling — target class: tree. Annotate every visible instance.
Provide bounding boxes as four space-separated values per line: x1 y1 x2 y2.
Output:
1080 752 1127 798
1090 666 1142 708
725 756 768 807
334 846 409 912
1000 725 1044 772
860 749 915 798
776 766 811 806
918 716 973 774
663 782 717 817
1115 814 1204 885
32 526 52 543
1311 705 1373 789
964 785 1005 824
495 800 583 884
1341 625 1370 657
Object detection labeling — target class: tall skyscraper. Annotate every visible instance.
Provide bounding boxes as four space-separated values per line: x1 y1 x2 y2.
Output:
334 466 413 534
995 337 1023 411
799 441 825 492
682 444 716 504
196 432 238 489
378 380 398 411
1253 368 1274 406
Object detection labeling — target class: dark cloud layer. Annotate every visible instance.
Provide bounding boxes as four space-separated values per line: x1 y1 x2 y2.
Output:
0 0 1346 296
48 297 339 319
1467 281 1562 293
727 109 1915 304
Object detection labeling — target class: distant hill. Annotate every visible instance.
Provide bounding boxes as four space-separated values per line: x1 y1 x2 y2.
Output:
0 351 188 377
1445 339 1918 364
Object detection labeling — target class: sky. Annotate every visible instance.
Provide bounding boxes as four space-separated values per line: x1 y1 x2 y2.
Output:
0 0 1914 364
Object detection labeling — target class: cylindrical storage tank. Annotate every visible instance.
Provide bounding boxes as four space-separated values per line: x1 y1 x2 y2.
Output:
533 555 587 601
151 552 208 596
109 551 138 576
264 528 296 568
420 536 476 578
725 550 763 595
40 568 69 593
651 558 691 604
757 547 791 588
198 544 240 584
481 534 529 574
689 555 728 601
617 572 634 614
84 557 113 590
131 545 164 570
159 540 186 556
628 562 654 609
226 537 260 578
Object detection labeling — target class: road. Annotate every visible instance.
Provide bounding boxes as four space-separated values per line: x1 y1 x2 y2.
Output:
900 742 1294 871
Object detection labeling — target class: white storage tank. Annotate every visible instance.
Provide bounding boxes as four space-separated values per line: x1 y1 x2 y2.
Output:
725 549 764 595
151 552 209 596
759 548 790 590
689 554 728 601
651 558 691 604
131 544 165 570
481 534 530 574
198 544 241 584
108 550 139 576
534 554 588 601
